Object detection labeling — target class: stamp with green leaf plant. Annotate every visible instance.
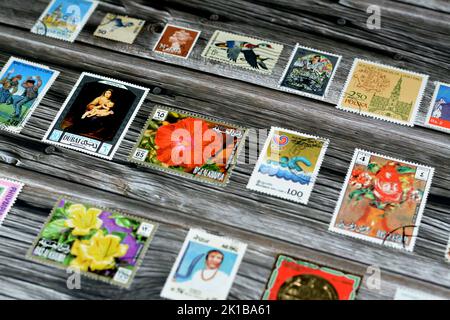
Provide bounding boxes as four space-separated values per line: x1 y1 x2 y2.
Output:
129 106 247 185
27 197 158 288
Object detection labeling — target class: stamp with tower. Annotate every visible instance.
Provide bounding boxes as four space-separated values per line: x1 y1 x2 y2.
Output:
336 59 428 126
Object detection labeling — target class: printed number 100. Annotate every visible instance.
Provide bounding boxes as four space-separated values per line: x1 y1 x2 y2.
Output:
287 188 303 198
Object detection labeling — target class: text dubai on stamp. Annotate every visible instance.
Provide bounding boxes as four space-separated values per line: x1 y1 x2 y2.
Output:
337 59 428 126
43 73 149 160
279 44 342 100
31 0 98 43
424 82 450 134
247 127 329 205
262 255 361 300
94 13 145 45
0 178 24 226
0 57 59 133
27 197 158 288
161 228 247 300
153 24 201 59
129 106 247 185
201 30 284 75
329 149 434 251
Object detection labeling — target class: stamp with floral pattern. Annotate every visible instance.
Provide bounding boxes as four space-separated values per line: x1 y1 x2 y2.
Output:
0 178 24 226
329 149 434 251
247 127 329 205
161 228 247 300
262 255 361 300
27 197 158 288
31 0 98 42
129 106 247 185
202 30 284 75
337 59 428 126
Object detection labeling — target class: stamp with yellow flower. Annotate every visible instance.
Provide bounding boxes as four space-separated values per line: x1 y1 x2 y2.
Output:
27 197 158 288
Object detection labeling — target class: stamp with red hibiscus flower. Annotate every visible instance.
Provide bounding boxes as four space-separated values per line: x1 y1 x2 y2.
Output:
129 106 247 185
27 197 158 288
329 149 434 251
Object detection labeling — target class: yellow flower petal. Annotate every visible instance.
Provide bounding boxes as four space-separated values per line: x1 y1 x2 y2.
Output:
65 204 103 236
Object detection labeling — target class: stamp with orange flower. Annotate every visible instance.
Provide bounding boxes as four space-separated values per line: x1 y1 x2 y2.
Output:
129 106 247 185
329 149 434 251
27 197 158 288
153 24 201 59
337 59 428 126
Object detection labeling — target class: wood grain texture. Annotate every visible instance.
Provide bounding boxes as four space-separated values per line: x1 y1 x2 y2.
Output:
0 0 449 300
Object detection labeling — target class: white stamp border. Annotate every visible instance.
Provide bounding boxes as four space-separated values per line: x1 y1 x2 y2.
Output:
93 13 146 45
424 81 450 134
201 30 284 75
278 43 342 100
0 56 60 134
0 178 24 227
42 72 149 160
31 0 99 43
246 126 329 205
328 148 434 252
336 58 429 127
128 105 248 186
160 228 247 300
446 234 450 263
152 24 202 59
26 195 159 289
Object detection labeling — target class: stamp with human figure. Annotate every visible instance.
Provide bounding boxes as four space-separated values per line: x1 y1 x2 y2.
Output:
424 82 450 134
201 30 284 74
337 59 428 126
262 255 361 300
0 178 24 226
329 149 434 251
0 57 59 133
161 228 247 300
153 24 201 59
279 44 342 99
129 106 247 185
31 0 98 42
247 127 329 205
94 13 145 44
27 197 158 288
43 73 149 160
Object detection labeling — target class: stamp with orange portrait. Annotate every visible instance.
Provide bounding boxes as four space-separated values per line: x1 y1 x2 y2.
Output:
153 24 201 59
329 149 434 251
337 59 428 126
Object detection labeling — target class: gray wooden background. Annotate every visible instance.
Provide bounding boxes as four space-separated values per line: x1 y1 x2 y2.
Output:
0 0 449 300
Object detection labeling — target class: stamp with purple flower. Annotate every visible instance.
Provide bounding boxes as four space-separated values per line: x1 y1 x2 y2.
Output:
0 178 24 226
27 197 158 288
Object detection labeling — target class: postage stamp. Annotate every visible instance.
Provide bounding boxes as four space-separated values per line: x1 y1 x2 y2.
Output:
43 72 149 160
336 59 428 126
31 0 98 42
262 255 361 300
161 228 247 300
424 82 450 134
0 57 59 133
129 106 247 185
201 30 284 74
94 13 145 44
27 197 158 288
446 234 450 263
247 127 329 205
0 178 24 226
329 149 434 251
279 44 342 99
153 24 201 59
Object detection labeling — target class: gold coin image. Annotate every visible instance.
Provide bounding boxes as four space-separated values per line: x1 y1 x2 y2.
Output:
277 274 339 300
